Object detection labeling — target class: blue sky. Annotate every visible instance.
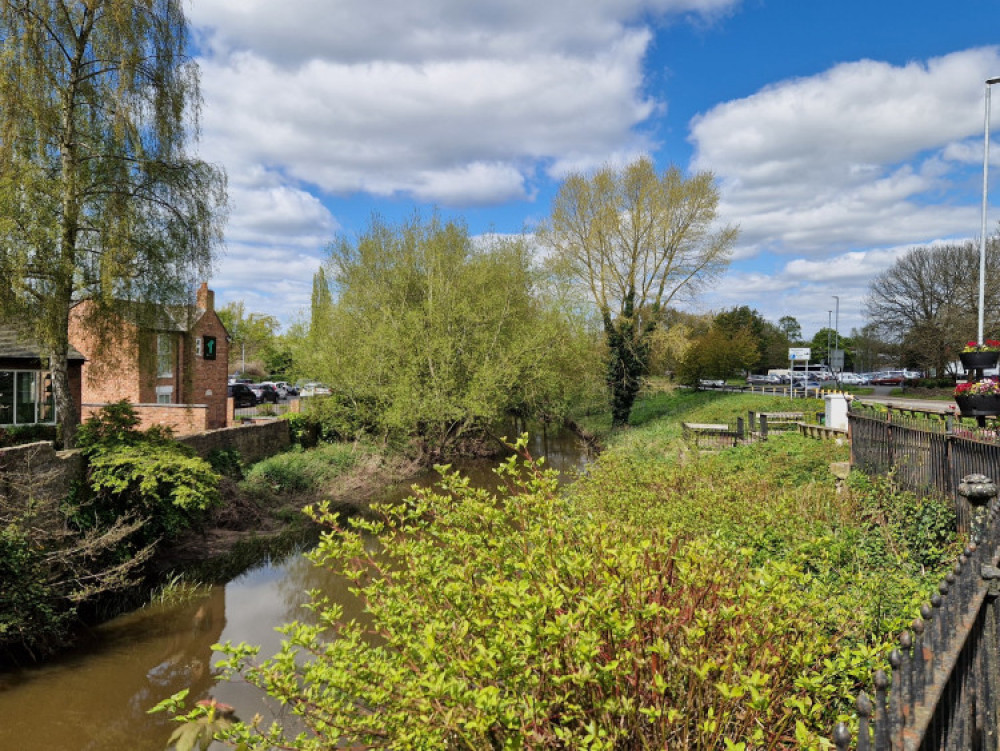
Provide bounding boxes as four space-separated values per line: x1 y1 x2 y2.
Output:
187 0 1000 339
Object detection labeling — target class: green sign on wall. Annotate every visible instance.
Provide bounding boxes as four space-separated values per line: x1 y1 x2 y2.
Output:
203 336 217 360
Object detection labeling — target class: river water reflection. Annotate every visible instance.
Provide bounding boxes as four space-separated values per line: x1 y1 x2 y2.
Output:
0 428 590 750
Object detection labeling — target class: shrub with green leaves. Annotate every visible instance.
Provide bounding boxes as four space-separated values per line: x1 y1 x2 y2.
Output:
184 445 844 750
74 401 220 544
239 443 360 496
170 394 961 749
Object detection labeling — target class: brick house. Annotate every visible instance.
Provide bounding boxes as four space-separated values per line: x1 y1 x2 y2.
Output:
68 283 230 435
0 326 84 427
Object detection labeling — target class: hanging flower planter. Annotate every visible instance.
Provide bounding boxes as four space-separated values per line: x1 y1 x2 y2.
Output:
955 394 1000 417
960 340 1000 370
960 350 1000 370
955 378 1000 417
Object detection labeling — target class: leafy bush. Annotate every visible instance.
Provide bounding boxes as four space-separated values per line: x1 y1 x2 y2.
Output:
283 412 319 448
201 448 844 749
239 443 360 496
85 443 220 542
73 401 220 544
207 447 244 480
0 526 68 657
171 393 961 748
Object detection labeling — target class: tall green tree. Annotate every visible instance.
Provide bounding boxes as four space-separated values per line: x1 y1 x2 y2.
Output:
310 266 332 335
778 316 802 343
217 301 280 374
304 213 592 460
0 0 227 446
677 325 759 384
543 157 737 427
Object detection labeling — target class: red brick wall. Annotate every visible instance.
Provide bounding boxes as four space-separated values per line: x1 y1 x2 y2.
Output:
188 309 230 429
69 285 230 429
81 402 208 437
68 304 142 404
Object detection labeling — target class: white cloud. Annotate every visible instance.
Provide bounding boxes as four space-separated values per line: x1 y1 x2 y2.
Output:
197 37 659 206
691 46 1000 256
189 0 738 66
189 0 741 323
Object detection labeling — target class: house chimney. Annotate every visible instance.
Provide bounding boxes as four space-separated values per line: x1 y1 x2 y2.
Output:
196 282 214 312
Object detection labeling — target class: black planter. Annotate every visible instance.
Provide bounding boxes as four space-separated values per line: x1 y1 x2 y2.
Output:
955 394 1000 417
960 350 1000 370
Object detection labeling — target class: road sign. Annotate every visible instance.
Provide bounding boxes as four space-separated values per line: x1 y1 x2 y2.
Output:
829 349 844 370
789 347 811 361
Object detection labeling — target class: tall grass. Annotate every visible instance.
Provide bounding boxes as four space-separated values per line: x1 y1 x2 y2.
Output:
240 443 363 495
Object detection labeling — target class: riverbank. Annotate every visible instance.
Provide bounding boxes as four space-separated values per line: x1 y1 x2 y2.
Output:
153 446 424 575
194 388 964 749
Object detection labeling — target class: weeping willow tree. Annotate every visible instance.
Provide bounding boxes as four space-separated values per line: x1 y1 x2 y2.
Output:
0 0 227 446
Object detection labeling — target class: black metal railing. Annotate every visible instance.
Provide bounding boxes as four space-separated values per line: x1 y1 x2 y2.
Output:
841 406 1000 749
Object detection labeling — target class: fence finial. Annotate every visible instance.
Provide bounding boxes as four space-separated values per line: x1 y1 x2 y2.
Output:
833 722 852 750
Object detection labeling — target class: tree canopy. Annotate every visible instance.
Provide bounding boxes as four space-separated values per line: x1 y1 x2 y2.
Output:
0 0 226 445
866 236 1000 375
218 301 282 375
301 214 595 460
543 157 737 426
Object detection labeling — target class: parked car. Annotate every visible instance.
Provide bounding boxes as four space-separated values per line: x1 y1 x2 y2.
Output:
746 373 782 385
250 383 280 403
838 372 865 385
266 381 293 398
228 383 257 408
698 378 726 388
258 380 288 398
871 370 906 386
790 376 822 389
300 382 331 397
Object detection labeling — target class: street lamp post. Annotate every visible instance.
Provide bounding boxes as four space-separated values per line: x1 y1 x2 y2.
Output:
827 310 832 364
832 295 840 374
978 76 1000 345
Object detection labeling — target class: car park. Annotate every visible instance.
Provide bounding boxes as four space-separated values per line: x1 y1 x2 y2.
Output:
250 383 280 403
871 370 906 385
228 383 257 408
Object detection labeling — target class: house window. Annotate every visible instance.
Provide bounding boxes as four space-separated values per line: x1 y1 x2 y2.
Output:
156 385 173 405
0 371 55 426
15 371 37 424
157 334 174 377
195 337 203 357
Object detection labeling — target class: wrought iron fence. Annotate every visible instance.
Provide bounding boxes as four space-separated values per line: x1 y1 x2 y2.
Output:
840 406 1000 749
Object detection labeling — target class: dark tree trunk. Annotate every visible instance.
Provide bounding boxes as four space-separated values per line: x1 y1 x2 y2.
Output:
604 291 651 429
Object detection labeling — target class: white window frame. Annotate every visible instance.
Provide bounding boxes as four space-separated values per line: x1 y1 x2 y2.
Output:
157 333 174 378
156 385 173 405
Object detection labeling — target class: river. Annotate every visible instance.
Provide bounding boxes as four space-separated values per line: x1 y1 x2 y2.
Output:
0 428 590 750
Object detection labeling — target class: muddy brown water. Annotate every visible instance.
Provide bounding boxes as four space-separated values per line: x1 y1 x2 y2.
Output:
0 429 590 750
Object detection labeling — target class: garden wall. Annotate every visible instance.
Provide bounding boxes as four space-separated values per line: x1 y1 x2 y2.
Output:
0 441 85 510
179 419 290 464
0 420 290 507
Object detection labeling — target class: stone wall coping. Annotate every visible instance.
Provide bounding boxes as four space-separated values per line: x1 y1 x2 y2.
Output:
82 402 208 409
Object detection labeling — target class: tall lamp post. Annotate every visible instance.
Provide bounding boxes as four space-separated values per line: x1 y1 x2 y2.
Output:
827 310 832 364
978 76 1000 345
832 295 840 374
